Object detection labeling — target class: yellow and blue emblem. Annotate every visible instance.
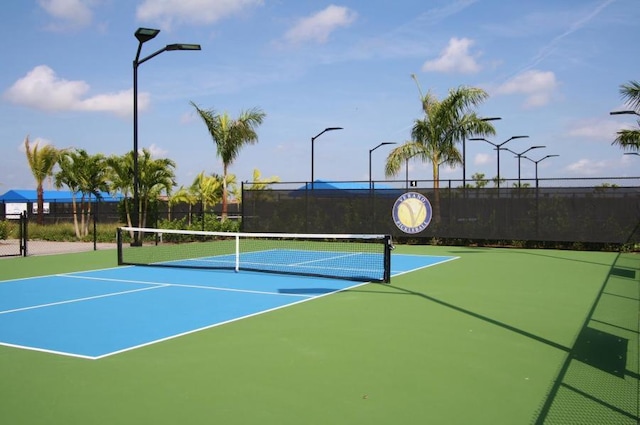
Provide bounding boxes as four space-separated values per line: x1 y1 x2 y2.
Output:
392 192 432 234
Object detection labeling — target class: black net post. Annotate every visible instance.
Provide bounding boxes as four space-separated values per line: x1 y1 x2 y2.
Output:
383 235 392 283
116 227 123 265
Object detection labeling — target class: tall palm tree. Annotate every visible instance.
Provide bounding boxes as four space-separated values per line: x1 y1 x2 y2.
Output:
24 136 60 225
55 149 109 237
385 77 496 222
169 185 197 224
190 101 266 220
612 80 640 151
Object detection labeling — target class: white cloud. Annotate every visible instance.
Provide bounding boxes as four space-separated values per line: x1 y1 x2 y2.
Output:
3 65 148 117
474 153 491 165
137 0 264 29
567 119 632 141
496 70 558 108
146 143 168 158
283 5 357 46
38 0 94 29
565 158 612 176
422 37 481 74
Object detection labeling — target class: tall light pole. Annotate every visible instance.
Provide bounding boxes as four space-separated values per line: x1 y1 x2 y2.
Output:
522 154 559 188
463 117 501 188
369 142 396 190
311 127 343 189
132 28 200 245
504 145 545 187
469 135 529 188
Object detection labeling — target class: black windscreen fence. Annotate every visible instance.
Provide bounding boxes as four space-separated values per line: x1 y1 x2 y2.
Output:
242 185 640 244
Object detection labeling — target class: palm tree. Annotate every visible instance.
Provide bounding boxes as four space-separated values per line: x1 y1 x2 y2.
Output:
385 77 496 221
247 168 281 191
190 171 223 214
168 185 197 224
24 136 60 225
106 153 134 228
55 149 109 237
190 101 265 220
612 80 640 151
105 150 175 229
136 149 176 228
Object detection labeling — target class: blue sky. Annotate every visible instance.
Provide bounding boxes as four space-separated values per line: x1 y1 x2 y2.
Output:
1 0 638 192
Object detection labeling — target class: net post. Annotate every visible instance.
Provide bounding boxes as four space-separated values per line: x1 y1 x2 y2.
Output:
235 234 240 272
383 235 392 283
116 227 123 265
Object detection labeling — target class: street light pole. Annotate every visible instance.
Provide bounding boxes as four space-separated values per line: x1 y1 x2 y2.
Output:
132 28 200 245
369 142 396 190
522 154 559 188
463 117 501 188
311 127 343 189
469 135 529 188
504 145 545 187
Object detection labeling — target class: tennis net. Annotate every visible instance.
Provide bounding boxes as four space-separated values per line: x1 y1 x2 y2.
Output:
117 227 392 283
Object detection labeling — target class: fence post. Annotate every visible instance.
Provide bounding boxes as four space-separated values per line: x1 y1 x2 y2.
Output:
20 211 28 257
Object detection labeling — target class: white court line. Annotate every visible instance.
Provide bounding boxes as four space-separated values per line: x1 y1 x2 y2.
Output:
59 273 311 298
390 256 460 278
0 341 96 360
92 279 372 360
0 284 168 315
290 252 362 267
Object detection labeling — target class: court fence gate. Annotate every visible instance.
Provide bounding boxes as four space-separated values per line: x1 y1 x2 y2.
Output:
0 212 26 257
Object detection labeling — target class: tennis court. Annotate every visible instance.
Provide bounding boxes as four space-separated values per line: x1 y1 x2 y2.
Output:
0 238 638 424
0 248 453 359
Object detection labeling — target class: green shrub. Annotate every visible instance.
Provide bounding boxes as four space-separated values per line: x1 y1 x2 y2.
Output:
0 220 9 240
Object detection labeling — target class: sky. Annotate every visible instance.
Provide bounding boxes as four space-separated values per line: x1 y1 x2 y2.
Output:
1 0 639 193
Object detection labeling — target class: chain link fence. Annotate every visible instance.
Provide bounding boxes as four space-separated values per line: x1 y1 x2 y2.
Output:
241 180 640 245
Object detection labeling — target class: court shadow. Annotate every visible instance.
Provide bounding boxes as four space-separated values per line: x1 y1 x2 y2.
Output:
532 247 640 424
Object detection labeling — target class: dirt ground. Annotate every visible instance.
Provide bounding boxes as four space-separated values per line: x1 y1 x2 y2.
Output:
0 239 116 257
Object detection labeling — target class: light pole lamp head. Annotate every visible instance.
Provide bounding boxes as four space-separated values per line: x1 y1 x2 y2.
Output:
510 135 529 141
166 43 202 51
610 110 639 116
135 28 160 43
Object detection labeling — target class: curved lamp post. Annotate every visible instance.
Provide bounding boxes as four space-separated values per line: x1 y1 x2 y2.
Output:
463 117 501 187
310 127 343 189
522 154 559 188
369 142 396 190
132 28 201 245
504 145 546 187
469 135 529 188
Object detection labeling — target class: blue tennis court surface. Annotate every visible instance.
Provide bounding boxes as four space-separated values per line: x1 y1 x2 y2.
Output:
0 253 457 359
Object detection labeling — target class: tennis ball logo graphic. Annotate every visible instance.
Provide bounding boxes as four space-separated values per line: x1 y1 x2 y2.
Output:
392 192 432 234
397 197 427 227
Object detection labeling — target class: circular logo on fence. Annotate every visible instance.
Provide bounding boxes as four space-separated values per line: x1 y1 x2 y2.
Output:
392 192 432 234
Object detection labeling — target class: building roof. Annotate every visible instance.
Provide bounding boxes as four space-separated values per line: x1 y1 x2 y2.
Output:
300 180 392 190
0 189 124 203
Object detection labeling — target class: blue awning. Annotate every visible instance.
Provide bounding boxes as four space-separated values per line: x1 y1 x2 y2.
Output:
0 189 124 203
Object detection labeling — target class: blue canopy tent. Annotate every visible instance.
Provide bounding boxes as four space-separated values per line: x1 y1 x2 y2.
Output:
0 189 123 203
